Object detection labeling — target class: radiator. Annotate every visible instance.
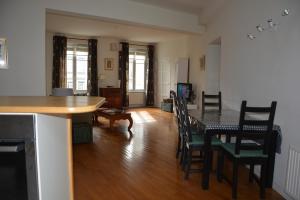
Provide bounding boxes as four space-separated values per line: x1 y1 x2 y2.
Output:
285 146 300 200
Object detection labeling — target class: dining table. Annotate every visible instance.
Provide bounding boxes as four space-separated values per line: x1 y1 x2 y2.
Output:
188 109 282 190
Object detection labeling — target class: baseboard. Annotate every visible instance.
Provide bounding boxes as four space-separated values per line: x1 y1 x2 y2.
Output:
251 167 291 200
273 182 294 200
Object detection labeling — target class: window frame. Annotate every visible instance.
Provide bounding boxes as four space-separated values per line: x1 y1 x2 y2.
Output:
129 49 147 92
66 41 88 94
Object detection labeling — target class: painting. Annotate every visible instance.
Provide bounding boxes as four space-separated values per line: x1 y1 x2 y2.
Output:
0 38 8 68
200 55 205 71
104 58 113 70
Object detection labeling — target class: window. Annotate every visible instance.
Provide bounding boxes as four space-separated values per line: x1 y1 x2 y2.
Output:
129 50 147 91
66 42 88 93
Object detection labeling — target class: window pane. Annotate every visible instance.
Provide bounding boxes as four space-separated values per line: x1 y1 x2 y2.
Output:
66 51 74 89
76 51 88 91
129 59 134 90
135 55 145 60
135 58 145 90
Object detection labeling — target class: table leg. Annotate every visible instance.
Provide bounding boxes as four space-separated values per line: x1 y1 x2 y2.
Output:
202 132 212 190
128 116 133 131
109 119 115 129
266 131 277 187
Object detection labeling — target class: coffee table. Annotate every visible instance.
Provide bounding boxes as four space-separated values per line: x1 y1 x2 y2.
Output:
94 108 133 131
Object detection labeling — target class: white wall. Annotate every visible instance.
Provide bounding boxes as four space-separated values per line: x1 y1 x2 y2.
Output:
0 0 45 96
186 35 204 106
98 37 120 88
192 0 300 198
155 37 189 106
155 35 204 107
0 0 203 96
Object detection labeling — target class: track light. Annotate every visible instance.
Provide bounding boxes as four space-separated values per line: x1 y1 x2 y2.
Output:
282 9 290 16
247 34 256 40
256 25 264 32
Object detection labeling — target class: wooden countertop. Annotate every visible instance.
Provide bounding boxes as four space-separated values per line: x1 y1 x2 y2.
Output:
0 96 105 114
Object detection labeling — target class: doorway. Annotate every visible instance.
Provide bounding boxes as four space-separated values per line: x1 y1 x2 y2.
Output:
205 37 221 93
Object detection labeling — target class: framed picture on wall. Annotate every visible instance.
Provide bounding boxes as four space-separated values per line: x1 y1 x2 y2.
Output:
104 58 114 70
0 38 8 69
200 55 205 71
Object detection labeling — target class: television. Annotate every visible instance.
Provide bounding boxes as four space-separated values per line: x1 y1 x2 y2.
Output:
177 83 192 102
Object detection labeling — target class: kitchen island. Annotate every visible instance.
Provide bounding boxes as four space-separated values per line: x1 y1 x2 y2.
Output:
0 96 105 200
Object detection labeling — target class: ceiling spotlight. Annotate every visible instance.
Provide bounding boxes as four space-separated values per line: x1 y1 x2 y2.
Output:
282 9 290 16
267 19 278 30
256 25 264 32
247 34 256 40
268 19 274 27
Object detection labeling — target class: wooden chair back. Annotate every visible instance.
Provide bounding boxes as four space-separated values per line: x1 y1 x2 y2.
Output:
178 97 193 143
170 91 182 131
202 91 222 112
235 101 277 155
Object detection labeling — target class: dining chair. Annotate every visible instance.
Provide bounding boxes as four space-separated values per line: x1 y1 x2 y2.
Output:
170 91 198 163
202 91 222 112
202 91 225 169
170 90 183 159
179 97 222 179
217 100 277 199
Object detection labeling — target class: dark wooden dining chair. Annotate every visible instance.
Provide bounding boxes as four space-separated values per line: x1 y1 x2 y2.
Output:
178 97 222 179
171 90 199 163
217 100 277 199
202 91 222 112
170 90 183 159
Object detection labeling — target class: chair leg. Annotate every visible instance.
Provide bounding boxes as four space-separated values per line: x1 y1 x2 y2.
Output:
217 150 224 182
260 161 267 199
180 142 186 170
249 164 254 183
184 148 192 180
209 151 214 171
232 160 239 200
176 135 181 158
200 150 203 158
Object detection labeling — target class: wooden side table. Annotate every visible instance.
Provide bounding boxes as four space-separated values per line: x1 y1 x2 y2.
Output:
94 108 133 131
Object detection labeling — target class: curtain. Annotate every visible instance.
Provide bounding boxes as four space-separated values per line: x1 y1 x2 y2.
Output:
52 35 67 88
88 39 98 96
146 45 155 106
119 42 129 107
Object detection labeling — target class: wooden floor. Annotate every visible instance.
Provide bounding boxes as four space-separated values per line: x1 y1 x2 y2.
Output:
73 108 283 200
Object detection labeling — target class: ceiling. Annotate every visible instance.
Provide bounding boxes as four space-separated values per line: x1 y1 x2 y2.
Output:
129 0 227 24
46 13 192 43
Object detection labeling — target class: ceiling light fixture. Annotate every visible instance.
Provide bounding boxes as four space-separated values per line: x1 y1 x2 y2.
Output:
256 25 264 32
267 19 278 31
282 9 290 16
247 9 290 40
247 34 256 40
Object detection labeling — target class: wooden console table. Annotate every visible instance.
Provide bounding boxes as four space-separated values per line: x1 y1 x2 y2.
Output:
94 108 133 131
99 88 122 109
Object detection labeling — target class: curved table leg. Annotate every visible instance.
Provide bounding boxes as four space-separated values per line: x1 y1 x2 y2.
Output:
110 119 115 129
128 116 133 131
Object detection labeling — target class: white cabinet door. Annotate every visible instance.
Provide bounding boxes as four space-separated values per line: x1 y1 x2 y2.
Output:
176 58 189 83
